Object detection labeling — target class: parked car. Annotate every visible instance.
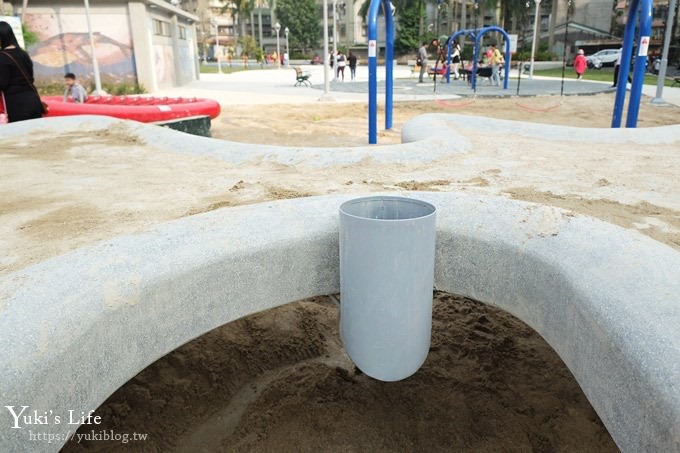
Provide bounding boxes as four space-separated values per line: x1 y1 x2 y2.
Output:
587 48 621 69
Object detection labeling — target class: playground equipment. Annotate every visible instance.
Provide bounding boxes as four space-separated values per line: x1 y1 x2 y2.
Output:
611 0 652 127
366 0 395 144
42 96 221 123
1 115 679 452
446 26 511 91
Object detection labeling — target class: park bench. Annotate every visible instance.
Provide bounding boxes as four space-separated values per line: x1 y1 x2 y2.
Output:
294 66 312 87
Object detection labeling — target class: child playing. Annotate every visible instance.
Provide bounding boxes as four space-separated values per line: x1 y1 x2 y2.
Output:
63 73 88 103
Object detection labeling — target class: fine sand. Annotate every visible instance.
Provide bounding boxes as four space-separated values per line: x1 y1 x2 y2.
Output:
3 92 679 452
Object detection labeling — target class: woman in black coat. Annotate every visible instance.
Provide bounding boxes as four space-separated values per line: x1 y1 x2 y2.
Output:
0 21 43 122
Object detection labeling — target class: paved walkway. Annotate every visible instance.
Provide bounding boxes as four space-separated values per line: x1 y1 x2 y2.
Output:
153 64 680 108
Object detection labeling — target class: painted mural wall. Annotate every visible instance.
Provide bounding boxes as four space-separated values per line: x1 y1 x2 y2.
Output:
177 27 196 86
153 44 175 87
25 11 136 88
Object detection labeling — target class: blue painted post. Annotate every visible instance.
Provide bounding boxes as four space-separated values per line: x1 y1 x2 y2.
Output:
625 0 653 127
503 34 510 90
446 39 452 83
384 0 394 131
475 26 511 89
611 0 639 127
367 0 380 144
472 31 480 91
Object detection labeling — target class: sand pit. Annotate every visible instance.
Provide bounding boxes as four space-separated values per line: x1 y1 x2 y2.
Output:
2 92 679 451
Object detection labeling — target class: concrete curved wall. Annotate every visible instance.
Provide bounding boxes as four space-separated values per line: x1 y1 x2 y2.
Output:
1 192 678 452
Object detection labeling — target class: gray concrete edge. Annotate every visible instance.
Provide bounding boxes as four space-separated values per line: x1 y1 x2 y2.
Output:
0 116 469 166
401 113 680 145
0 192 678 452
4 115 678 168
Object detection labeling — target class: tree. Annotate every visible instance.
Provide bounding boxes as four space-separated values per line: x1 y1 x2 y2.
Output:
220 0 255 48
275 0 320 53
22 24 38 48
356 0 431 53
395 3 426 53
238 0 255 40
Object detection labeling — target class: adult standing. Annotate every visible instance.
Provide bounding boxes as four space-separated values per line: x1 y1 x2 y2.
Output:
489 43 504 86
348 51 357 80
612 48 631 88
573 49 587 80
0 21 43 122
337 51 346 81
451 40 461 80
417 41 428 83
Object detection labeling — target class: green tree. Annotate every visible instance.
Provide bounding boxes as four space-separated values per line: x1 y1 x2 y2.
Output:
356 0 431 54
221 0 256 46
395 3 426 53
22 24 38 48
239 35 263 61
275 0 320 53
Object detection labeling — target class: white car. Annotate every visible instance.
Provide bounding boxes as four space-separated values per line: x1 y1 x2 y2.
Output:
587 49 621 69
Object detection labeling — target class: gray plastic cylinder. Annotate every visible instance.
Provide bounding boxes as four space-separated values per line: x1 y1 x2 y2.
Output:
339 196 437 382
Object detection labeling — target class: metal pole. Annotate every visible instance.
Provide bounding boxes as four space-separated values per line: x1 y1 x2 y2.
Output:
385 0 394 131
275 22 281 69
83 0 103 94
529 0 542 78
257 1 263 51
612 0 639 127
332 0 338 80
322 0 330 95
625 0 653 127
213 20 222 74
651 0 677 104
560 0 572 97
285 27 289 67
367 0 380 144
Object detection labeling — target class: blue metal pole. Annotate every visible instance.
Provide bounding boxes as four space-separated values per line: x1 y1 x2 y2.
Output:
472 31 480 91
625 0 652 127
503 32 510 89
477 26 511 90
611 0 639 127
446 38 452 83
367 0 380 144
384 0 394 131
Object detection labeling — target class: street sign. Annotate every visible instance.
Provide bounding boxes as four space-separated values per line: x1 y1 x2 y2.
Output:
509 34 518 54
368 40 377 58
638 36 650 56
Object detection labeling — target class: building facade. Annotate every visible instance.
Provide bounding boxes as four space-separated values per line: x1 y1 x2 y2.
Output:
12 0 198 91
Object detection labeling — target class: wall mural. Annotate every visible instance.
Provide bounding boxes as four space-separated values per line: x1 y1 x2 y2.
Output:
25 12 137 87
153 44 175 87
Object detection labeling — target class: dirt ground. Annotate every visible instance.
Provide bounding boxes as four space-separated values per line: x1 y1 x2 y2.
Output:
3 92 679 452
